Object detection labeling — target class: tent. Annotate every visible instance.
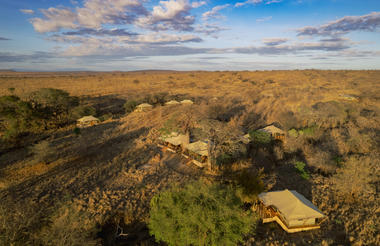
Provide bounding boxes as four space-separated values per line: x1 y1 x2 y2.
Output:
180 99 194 105
257 189 325 232
165 100 180 106
258 124 285 140
135 103 153 112
184 140 209 168
159 132 189 152
77 115 100 128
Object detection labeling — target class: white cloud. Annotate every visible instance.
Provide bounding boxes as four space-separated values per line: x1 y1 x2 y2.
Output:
191 1 207 8
262 38 289 46
297 12 380 37
202 4 230 21
256 16 272 22
20 9 34 14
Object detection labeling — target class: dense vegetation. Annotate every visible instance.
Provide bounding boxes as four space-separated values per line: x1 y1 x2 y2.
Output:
149 181 258 246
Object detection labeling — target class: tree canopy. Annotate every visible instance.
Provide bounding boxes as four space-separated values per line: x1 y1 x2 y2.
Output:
148 181 257 246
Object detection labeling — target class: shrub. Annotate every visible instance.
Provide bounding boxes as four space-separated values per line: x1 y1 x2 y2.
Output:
234 169 265 203
293 161 310 180
288 129 299 138
70 105 96 120
123 100 138 113
332 155 377 200
30 140 57 164
148 181 257 246
249 130 271 145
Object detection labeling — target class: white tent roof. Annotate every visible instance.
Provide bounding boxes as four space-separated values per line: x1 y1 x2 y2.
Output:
165 100 180 105
180 99 194 104
259 190 325 220
137 103 153 108
186 140 208 156
258 125 285 135
160 132 188 146
77 115 100 122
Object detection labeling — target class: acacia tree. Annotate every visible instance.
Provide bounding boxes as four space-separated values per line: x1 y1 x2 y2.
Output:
148 181 257 246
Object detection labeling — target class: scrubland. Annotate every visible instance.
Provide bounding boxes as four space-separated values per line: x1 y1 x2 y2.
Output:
0 70 379 245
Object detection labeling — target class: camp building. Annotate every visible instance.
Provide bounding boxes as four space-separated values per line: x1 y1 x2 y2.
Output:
256 189 325 233
158 132 189 153
180 99 194 105
165 100 180 106
77 115 100 128
184 140 210 168
258 124 286 141
135 103 153 112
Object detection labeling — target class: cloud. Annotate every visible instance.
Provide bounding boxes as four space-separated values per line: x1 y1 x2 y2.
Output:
297 12 380 37
62 28 137 37
135 0 195 32
232 39 351 55
31 0 147 33
195 23 228 35
0 51 53 63
235 0 262 7
191 1 207 8
0 37 11 41
256 16 272 22
202 4 230 21
20 9 34 14
262 38 288 46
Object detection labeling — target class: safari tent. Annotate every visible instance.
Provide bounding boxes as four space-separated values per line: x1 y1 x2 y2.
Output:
135 103 153 112
184 140 210 168
165 100 180 106
256 189 326 233
258 124 286 141
77 115 100 128
158 132 189 153
180 99 194 105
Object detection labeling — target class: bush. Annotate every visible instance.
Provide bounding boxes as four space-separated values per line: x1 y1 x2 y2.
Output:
30 140 57 164
249 130 271 145
234 169 265 203
70 105 96 120
293 161 310 180
124 100 138 113
332 155 377 200
148 181 257 246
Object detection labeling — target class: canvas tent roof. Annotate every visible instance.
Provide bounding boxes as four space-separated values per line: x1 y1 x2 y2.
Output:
137 103 153 108
259 190 325 220
160 132 188 146
186 140 208 156
258 125 285 135
165 100 180 105
180 99 194 105
77 115 100 122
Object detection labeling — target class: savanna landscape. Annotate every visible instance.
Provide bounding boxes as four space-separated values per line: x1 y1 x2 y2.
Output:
0 70 379 245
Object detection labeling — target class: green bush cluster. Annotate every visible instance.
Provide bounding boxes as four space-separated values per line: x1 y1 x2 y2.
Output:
249 130 272 145
293 161 310 180
148 181 258 246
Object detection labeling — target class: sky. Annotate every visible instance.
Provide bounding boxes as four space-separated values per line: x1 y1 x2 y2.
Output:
0 0 379 71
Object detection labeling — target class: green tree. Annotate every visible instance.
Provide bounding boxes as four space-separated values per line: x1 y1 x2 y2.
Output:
148 181 257 246
0 95 37 140
70 105 96 120
123 100 138 113
28 88 78 126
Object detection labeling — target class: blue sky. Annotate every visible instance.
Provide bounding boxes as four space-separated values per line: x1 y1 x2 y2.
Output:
0 0 379 71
